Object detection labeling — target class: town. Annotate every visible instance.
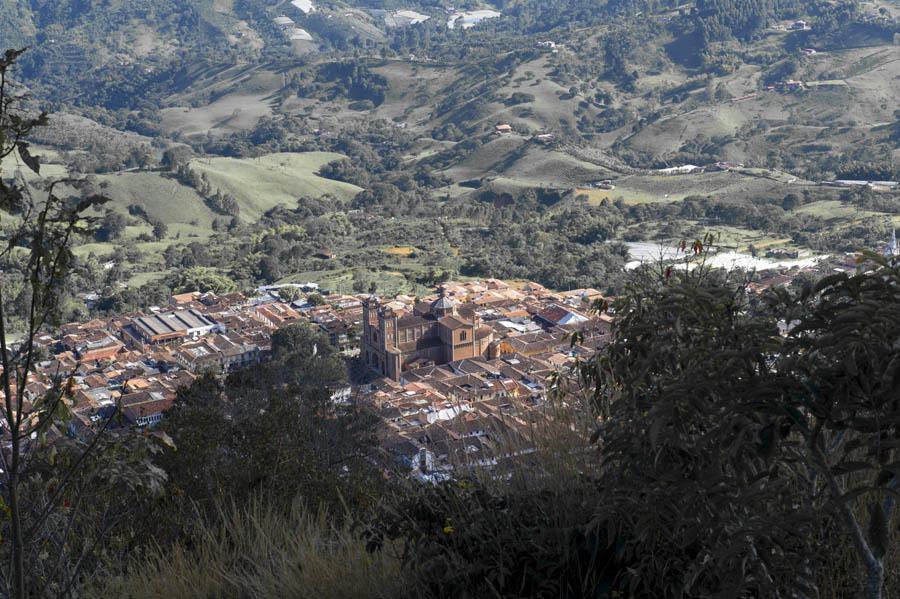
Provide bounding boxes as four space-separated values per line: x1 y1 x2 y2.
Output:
23 278 612 475
23 237 891 480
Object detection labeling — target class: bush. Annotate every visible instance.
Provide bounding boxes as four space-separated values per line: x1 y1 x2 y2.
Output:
99 500 406 599
368 475 621 599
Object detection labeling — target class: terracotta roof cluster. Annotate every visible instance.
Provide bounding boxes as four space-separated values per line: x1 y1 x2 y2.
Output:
358 280 614 479
11 279 612 476
14 287 369 432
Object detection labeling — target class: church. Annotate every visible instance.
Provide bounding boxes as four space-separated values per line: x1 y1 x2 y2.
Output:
362 290 496 381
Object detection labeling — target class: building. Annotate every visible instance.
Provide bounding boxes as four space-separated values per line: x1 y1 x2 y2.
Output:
170 291 201 306
765 248 801 260
273 15 296 28
73 334 124 362
362 290 495 381
535 304 590 327
316 318 357 352
121 309 218 350
254 303 301 328
173 333 263 373
121 391 171 428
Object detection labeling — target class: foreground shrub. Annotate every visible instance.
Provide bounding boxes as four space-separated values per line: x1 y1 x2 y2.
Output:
368 475 623 599
100 499 406 599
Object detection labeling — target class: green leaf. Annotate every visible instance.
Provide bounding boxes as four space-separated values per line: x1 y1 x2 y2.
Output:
868 502 889 559
832 460 873 475
16 142 40 174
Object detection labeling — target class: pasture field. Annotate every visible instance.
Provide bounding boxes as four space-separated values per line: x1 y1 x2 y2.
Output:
127 270 168 287
98 171 218 231
187 152 364 220
578 170 817 206
279 268 429 297
0 146 69 181
480 56 586 133
443 140 611 189
621 43 900 163
690 224 792 251
160 94 274 139
160 66 284 138
370 61 456 125
797 200 885 221
623 220 795 254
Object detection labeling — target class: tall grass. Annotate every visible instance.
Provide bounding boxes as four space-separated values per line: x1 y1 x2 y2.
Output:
100 499 407 599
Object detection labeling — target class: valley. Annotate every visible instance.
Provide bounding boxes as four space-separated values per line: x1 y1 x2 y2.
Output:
1 0 898 311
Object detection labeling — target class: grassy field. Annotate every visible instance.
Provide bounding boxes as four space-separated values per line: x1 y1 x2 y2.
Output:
694 225 792 251
577 187 659 205
370 61 455 125
279 268 428 296
577 170 816 206
98 171 218 229
127 270 168 287
160 93 273 139
482 56 587 133
626 103 759 156
624 219 794 252
619 42 900 163
160 64 286 139
443 140 612 189
187 152 364 220
797 200 884 220
0 146 69 181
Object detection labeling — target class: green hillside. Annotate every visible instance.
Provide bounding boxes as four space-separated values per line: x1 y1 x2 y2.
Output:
187 152 364 220
2 0 899 297
98 171 218 229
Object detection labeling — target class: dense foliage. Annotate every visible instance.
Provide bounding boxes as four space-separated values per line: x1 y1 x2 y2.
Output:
2 0 900 591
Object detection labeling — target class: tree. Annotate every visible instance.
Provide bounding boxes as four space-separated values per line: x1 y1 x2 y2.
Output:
775 255 900 598
783 193 802 211
161 145 194 171
307 292 326 306
160 326 377 516
166 267 237 295
95 210 127 242
581 258 819 597
269 323 346 393
0 48 165 599
278 286 302 303
580 244 900 598
151 220 168 240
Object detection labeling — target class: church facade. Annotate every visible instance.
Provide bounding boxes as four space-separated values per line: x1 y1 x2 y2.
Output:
362 292 496 381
